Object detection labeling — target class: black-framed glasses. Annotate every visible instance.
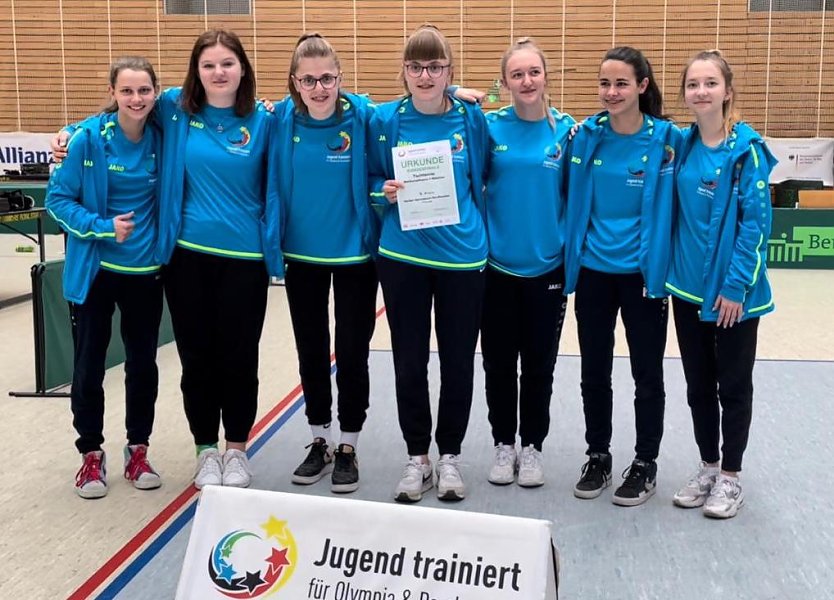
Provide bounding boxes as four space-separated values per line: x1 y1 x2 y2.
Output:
403 63 450 78
293 73 340 91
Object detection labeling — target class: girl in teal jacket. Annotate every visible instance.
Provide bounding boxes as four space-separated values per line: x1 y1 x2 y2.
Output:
481 38 575 489
46 56 164 499
668 50 777 519
54 31 282 492
367 24 489 504
274 33 379 496
565 46 681 508
158 29 280 491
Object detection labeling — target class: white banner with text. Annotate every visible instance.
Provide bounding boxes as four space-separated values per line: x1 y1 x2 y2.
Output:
0 132 55 172
176 486 558 600
767 137 834 186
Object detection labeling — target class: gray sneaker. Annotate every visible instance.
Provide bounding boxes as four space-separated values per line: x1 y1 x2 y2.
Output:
703 475 744 519
487 443 518 485
517 445 545 488
436 454 465 501
394 457 433 503
673 462 718 508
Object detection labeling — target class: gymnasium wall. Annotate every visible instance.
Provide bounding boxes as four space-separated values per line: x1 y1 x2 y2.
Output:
1 0 832 136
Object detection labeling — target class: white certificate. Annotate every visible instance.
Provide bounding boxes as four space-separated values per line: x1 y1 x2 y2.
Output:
392 140 460 231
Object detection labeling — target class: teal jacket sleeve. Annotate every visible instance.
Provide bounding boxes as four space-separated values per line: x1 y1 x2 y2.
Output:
45 131 115 241
719 142 774 303
262 112 285 278
365 109 390 206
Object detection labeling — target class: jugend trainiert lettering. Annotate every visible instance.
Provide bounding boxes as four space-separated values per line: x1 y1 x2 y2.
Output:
0 146 53 164
314 537 523 592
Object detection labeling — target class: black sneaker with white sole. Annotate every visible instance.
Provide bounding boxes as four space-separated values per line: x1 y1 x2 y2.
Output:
291 438 333 484
574 452 612 499
612 459 657 506
331 444 359 494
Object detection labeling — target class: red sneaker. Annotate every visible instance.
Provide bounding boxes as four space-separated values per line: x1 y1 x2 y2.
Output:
124 444 162 490
76 450 107 499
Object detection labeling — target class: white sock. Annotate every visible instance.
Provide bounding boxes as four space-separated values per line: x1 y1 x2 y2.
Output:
339 431 359 449
311 424 332 446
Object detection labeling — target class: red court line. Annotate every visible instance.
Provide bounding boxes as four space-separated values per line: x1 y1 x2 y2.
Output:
66 387 304 600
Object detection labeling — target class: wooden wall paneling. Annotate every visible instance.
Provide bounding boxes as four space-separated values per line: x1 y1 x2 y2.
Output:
0 0 831 135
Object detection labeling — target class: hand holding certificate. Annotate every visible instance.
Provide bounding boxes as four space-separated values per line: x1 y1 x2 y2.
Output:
391 140 460 231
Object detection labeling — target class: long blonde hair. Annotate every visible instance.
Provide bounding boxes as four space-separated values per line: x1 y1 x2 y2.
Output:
680 49 739 137
500 37 554 129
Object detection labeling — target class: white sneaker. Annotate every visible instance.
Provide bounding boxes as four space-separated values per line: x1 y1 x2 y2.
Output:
436 454 465 501
394 457 433 503
673 462 718 508
194 447 222 489
487 443 518 485
222 449 253 488
517 445 545 488
703 474 744 519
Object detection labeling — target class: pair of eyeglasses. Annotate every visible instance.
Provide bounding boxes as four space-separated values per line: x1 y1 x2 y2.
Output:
293 74 340 91
403 63 450 78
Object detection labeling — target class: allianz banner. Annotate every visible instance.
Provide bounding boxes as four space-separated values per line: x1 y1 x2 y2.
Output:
0 132 55 171
177 486 558 600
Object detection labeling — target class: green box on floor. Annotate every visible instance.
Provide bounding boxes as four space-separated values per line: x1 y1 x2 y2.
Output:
38 260 174 390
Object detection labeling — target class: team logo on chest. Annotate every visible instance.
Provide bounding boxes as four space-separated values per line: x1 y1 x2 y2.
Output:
325 131 351 163
626 156 647 187
326 131 351 153
450 133 464 154
543 142 563 170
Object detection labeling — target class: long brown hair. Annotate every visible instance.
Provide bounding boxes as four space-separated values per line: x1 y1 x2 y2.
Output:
400 24 454 94
104 56 158 114
602 46 665 119
180 28 256 117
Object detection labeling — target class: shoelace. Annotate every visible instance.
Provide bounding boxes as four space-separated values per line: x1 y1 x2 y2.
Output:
690 469 716 489
437 457 461 480
520 449 540 470
580 455 605 478
710 477 737 500
402 459 429 480
494 445 515 467
197 451 222 474
621 464 647 490
305 439 328 451
76 454 103 485
225 452 251 476
125 447 154 479
303 441 330 464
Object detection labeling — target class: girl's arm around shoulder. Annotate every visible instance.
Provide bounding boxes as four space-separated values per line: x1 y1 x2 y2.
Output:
45 131 116 241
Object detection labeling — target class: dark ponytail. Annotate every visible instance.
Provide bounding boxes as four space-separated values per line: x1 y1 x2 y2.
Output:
602 46 665 119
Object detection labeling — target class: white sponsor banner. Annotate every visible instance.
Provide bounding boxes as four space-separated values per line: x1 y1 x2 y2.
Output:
0 132 55 172
176 486 558 600
766 137 834 186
